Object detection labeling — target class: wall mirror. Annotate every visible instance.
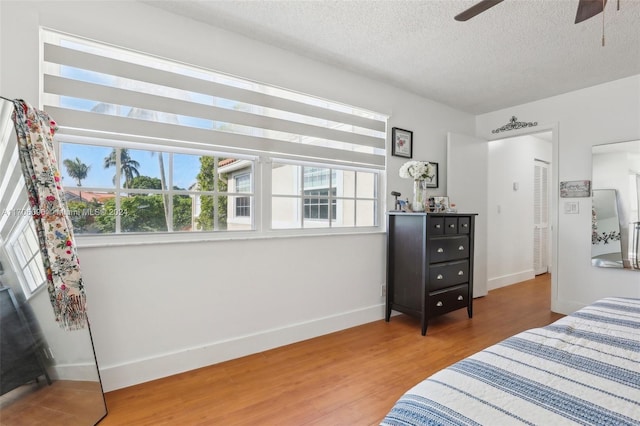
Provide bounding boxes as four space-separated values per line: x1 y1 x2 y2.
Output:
0 99 107 424
591 139 640 271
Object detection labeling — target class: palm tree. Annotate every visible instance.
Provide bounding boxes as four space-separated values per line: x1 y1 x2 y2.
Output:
152 151 171 231
127 107 176 230
63 157 90 200
104 148 141 188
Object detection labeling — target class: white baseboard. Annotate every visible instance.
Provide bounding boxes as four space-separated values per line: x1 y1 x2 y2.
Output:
99 304 386 392
487 270 535 291
49 363 103 382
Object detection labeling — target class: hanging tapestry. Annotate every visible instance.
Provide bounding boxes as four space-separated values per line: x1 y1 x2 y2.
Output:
11 100 87 330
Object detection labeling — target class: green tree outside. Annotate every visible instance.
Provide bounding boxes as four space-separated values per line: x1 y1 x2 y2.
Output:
63 156 90 202
94 195 165 233
129 176 162 190
66 200 99 233
63 157 91 187
173 194 193 231
104 148 141 188
93 177 193 233
196 156 227 231
64 150 229 234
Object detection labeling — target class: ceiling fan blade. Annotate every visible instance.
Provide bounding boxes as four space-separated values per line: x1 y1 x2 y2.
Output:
575 0 607 24
454 0 505 21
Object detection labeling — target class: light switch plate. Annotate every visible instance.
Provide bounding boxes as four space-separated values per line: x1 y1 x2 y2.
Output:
564 201 579 214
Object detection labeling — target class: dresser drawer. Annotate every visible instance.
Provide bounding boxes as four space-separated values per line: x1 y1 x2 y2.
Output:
458 216 471 234
428 235 470 263
428 284 469 317
444 217 458 234
429 260 469 291
429 217 445 235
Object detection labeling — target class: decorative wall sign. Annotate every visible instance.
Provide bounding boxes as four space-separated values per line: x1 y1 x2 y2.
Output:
492 116 538 134
560 180 591 198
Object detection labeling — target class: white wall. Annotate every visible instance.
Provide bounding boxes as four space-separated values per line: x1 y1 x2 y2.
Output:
477 75 640 314
1 1 474 391
487 134 552 289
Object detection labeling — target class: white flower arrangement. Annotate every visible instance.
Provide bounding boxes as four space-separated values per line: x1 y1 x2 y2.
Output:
399 160 435 181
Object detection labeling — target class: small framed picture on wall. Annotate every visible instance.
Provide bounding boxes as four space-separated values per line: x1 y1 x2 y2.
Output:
391 127 413 158
425 162 438 188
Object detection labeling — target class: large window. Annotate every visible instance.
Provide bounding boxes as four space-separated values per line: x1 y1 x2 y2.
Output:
41 29 386 238
59 140 253 234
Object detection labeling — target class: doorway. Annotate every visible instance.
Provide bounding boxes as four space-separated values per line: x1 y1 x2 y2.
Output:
486 132 552 290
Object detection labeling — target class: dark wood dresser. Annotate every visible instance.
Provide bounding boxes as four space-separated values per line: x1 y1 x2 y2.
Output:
385 212 477 335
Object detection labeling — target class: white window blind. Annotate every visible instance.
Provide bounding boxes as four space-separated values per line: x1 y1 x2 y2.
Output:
41 30 387 169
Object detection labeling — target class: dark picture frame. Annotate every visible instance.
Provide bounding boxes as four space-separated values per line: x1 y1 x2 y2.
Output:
425 162 439 188
391 127 413 158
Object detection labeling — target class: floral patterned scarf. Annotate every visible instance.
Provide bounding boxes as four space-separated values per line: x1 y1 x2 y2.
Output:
11 100 87 330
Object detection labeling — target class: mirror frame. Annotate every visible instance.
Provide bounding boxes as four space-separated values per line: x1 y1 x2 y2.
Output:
0 98 107 424
591 139 640 271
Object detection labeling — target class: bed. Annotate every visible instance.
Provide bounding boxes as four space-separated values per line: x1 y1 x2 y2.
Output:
381 297 640 425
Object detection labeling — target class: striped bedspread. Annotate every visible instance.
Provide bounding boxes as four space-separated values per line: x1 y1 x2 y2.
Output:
381 297 640 426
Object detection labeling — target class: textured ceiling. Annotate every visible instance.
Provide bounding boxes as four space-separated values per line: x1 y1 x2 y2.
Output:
144 0 640 114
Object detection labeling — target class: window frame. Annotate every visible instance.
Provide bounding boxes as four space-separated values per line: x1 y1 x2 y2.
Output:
302 167 337 221
234 173 251 218
6 214 48 299
56 134 259 238
271 159 380 231
42 29 387 246
66 151 384 247
303 187 337 221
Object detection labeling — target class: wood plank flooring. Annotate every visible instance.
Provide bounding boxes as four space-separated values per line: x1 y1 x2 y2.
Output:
0 380 106 425
102 274 561 425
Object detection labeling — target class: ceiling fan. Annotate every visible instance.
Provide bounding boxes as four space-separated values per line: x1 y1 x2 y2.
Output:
454 0 611 24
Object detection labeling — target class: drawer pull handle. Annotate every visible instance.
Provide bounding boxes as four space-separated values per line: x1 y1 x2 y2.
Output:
458 270 464 276
458 245 464 251
437 248 444 253
449 224 455 228
435 224 441 229
457 295 464 301
437 274 444 280
462 223 468 228
436 301 443 307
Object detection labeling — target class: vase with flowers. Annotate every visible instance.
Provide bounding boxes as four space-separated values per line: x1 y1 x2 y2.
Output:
399 160 436 212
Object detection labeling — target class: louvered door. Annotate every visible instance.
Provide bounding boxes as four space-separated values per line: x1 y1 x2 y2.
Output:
534 160 550 275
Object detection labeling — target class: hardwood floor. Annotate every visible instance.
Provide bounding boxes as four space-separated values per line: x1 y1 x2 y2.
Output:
0 380 106 425
102 274 562 425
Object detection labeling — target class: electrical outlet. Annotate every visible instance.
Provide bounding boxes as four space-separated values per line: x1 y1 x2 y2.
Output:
381 284 386 297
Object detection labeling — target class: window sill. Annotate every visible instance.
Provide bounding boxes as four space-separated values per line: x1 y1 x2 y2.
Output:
74 227 386 249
